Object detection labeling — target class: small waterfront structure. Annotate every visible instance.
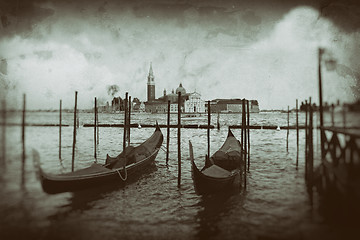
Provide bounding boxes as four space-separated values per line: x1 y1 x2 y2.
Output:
208 99 260 113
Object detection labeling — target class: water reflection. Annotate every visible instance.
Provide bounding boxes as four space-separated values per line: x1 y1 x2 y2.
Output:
195 187 245 239
48 164 158 221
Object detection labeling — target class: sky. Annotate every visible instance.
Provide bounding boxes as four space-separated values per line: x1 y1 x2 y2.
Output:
0 0 359 110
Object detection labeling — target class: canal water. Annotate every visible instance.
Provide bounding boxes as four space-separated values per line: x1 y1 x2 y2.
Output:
0 111 359 239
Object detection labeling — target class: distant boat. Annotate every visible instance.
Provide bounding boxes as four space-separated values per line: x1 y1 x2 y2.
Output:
189 129 244 194
34 124 163 194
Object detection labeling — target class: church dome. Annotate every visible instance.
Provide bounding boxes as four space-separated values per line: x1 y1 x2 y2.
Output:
175 83 186 95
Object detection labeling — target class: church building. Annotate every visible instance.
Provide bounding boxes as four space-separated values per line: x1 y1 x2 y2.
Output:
144 63 205 113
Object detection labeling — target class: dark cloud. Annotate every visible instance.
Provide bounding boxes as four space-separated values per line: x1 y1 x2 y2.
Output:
1 0 359 37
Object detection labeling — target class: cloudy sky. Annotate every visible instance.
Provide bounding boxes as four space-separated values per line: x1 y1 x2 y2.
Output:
0 0 359 110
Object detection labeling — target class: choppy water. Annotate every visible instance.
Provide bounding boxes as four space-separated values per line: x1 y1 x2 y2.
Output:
0 111 359 240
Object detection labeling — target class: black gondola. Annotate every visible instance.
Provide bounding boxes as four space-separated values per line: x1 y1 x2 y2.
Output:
189 129 243 194
34 124 163 194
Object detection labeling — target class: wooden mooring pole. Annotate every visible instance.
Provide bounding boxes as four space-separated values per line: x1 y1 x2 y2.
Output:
128 96 131 146
308 97 314 185
97 100 99 145
241 100 244 162
217 111 220 130
305 99 308 179
1 99 6 167
242 99 247 188
94 97 97 161
342 106 346 129
59 99 62 160
177 92 181 187
296 99 299 169
71 91 78 172
244 100 247 172
207 100 211 158
166 100 170 165
287 106 289 153
331 103 335 127
318 48 325 161
308 97 314 205
21 94 26 186
247 100 250 172
123 92 128 152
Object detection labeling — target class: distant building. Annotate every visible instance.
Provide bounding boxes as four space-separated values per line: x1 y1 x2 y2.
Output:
185 92 205 113
147 62 155 102
144 63 205 113
208 99 259 113
143 63 259 113
111 96 124 111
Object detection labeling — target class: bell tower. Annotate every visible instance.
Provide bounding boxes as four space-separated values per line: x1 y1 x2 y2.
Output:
147 62 155 102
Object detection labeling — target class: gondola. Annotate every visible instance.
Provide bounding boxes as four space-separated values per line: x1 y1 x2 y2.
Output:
34 124 163 194
189 129 243 194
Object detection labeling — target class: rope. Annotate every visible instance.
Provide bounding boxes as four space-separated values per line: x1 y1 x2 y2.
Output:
160 145 167 153
116 165 127 181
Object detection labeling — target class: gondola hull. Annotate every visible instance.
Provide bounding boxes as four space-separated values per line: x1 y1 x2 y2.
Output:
189 128 243 195
38 149 160 194
35 125 163 194
191 159 238 194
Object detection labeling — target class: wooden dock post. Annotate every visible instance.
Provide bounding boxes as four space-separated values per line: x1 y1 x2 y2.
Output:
342 106 346 129
217 111 220 130
97 99 99 145
247 100 250 172
59 99 62 160
241 99 244 162
296 99 299 169
177 92 181 187
308 97 314 185
304 99 308 179
331 103 335 127
128 96 131 146
94 97 97 161
242 99 247 188
71 91 78 172
318 48 325 161
123 92 128 152
21 94 26 186
1 100 6 167
207 100 211 158
166 100 170 165
287 106 289 152
244 99 247 172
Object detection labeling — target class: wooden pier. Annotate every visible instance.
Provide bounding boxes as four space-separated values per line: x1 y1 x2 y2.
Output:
304 48 360 222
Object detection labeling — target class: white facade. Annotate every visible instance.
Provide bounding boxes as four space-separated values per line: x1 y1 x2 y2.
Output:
184 92 205 113
170 103 178 113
